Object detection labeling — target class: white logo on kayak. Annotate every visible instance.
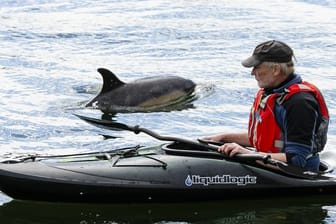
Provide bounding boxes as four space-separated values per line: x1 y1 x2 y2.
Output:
185 174 257 186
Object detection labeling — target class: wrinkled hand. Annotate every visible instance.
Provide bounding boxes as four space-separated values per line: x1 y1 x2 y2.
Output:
218 143 252 157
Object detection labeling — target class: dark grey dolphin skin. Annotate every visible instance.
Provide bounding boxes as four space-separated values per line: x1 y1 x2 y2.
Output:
86 68 196 113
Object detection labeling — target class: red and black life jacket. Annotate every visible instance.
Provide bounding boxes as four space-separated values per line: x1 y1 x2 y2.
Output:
248 81 329 153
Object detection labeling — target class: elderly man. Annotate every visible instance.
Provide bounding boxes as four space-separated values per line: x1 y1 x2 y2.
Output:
204 40 329 171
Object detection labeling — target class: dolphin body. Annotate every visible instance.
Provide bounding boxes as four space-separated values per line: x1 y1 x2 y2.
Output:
86 68 196 113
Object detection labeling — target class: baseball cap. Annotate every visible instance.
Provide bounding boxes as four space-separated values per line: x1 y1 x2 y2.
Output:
242 40 294 67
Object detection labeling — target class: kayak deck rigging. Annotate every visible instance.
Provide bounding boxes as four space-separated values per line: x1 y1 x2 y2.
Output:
0 145 169 168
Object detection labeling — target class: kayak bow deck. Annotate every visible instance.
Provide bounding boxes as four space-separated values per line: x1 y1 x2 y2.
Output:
0 141 336 203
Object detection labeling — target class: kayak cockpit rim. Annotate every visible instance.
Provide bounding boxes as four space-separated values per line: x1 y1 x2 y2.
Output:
161 142 335 180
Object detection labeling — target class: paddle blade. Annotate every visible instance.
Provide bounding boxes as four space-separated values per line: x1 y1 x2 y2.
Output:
74 114 134 132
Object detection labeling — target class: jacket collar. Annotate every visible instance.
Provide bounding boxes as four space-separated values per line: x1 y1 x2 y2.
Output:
266 74 302 94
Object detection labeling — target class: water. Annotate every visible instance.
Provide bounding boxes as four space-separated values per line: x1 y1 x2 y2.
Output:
0 0 336 223
0 197 334 224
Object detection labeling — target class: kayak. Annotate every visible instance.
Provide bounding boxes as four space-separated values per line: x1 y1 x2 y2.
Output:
0 141 336 203
1 114 336 203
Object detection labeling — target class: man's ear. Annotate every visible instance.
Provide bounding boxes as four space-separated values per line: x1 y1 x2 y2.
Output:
273 64 281 76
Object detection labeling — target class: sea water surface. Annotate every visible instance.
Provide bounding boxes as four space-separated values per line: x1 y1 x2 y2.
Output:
1 0 336 223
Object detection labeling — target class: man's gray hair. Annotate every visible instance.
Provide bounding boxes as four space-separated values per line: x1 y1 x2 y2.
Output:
264 61 294 76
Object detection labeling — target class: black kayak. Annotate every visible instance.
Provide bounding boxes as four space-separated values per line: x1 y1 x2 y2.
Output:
1 114 336 203
0 141 336 203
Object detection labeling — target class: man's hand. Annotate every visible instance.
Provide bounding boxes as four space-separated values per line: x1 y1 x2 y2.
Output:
218 143 253 157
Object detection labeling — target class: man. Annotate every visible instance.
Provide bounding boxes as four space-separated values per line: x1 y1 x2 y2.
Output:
204 40 329 171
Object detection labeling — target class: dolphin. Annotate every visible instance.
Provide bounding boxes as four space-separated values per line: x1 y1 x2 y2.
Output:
86 68 196 113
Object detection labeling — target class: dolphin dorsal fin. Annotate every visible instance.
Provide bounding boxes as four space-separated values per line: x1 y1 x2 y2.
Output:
97 68 125 94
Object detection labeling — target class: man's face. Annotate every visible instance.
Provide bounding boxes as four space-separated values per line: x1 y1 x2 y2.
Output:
251 63 277 88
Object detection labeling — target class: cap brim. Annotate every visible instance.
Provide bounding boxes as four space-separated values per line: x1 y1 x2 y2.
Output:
241 55 261 67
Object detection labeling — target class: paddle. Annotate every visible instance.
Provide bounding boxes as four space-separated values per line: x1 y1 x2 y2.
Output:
74 114 324 179
74 114 275 162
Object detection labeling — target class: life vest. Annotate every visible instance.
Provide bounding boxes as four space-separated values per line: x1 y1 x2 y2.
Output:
248 81 329 153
